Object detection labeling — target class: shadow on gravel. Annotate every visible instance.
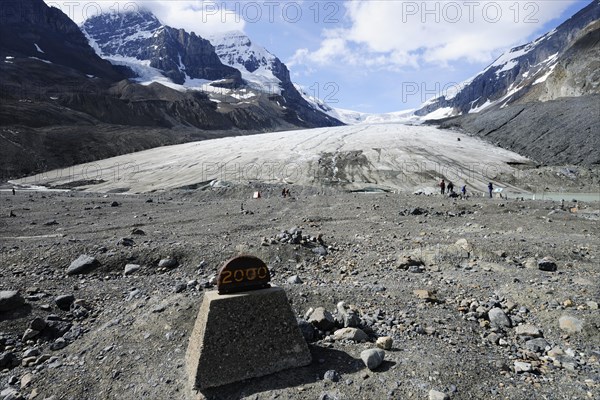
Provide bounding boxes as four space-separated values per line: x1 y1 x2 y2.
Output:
0 304 32 323
374 360 397 372
199 345 364 400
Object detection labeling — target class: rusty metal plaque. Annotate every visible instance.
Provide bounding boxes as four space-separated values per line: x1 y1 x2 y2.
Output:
217 255 271 294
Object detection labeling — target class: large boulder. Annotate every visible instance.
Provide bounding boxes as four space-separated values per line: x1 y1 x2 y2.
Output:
360 349 385 370
307 307 335 332
67 255 100 275
333 328 368 342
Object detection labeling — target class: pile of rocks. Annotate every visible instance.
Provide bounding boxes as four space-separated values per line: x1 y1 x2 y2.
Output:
296 301 395 371
262 227 324 246
261 227 331 256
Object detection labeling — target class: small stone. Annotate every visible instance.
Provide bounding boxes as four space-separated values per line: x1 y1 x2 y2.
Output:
408 265 425 273
559 316 583 334
22 356 37 366
397 255 424 270
0 352 19 369
515 324 543 337
336 301 361 328
110 201 120 207
493 250 507 258
54 294 75 311
187 280 198 288
514 361 532 373
297 319 317 342
44 319 72 338
547 347 564 358
22 329 39 341
525 338 549 353
360 348 385 370
376 336 393 350
586 301 598 310
117 237 134 247
0 388 19 400
455 238 472 252
307 307 336 332
312 246 328 256
563 299 574 307
562 361 577 372
486 333 501 345
333 327 368 342
538 257 557 272
49 338 68 351
43 220 59 226
413 289 438 302
20 373 32 388
131 228 146 235
158 258 178 268
22 349 40 358
488 307 511 328
174 283 186 293
30 317 46 331
323 370 341 382
429 389 449 400
67 255 100 275
0 290 25 312
124 264 141 276
287 275 303 284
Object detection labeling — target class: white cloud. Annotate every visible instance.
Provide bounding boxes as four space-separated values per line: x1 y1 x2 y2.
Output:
44 1 245 35
290 0 581 69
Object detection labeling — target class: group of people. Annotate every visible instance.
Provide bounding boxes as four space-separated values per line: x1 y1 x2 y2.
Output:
439 179 467 198
281 187 291 198
439 179 495 198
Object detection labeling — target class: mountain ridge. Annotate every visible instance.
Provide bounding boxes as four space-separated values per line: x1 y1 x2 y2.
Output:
0 1 343 179
415 1 600 118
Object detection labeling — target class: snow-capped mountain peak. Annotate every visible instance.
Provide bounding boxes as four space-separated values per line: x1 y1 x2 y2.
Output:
208 31 283 94
415 1 599 119
82 10 163 57
82 11 241 85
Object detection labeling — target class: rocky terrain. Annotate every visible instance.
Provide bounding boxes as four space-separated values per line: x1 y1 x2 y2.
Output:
1 185 599 400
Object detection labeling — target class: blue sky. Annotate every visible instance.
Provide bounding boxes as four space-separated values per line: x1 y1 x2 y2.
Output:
48 0 590 113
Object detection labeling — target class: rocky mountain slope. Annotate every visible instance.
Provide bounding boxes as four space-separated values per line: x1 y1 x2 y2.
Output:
0 0 127 81
417 1 599 167
416 1 600 118
82 13 342 128
81 11 242 86
435 95 600 166
209 30 344 128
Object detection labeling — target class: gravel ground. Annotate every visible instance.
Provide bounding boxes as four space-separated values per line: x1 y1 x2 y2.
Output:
1 186 599 400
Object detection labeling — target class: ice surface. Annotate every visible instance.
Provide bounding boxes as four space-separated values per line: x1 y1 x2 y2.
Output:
18 124 531 194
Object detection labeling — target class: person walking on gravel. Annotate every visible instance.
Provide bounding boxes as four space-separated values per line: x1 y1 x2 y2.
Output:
447 182 454 194
461 185 467 199
439 179 446 195
488 182 494 198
